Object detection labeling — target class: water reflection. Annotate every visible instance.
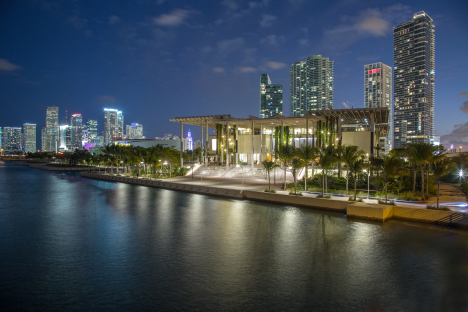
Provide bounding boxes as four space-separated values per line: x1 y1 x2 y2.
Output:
1 162 468 311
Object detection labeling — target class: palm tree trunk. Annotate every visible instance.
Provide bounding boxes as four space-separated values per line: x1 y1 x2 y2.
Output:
322 174 325 197
437 178 440 209
385 182 388 204
304 165 308 191
268 173 271 191
413 167 416 193
354 175 357 201
325 172 328 193
294 170 297 194
426 167 429 196
284 167 287 190
421 166 425 200
346 169 349 195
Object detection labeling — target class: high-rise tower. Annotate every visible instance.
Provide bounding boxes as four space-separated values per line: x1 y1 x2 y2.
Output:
290 55 334 116
104 109 123 146
70 114 83 150
23 123 36 153
364 62 393 154
393 11 435 148
45 106 59 152
260 74 283 118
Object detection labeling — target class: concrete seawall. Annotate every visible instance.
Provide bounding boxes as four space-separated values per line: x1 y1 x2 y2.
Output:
28 164 96 171
80 172 468 230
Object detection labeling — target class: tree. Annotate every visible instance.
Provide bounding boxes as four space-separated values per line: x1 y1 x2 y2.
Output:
349 159 367 201
295 145 320 191
431 157 456 209
380 156 403 204
290 158 306 194
262 160 279 191
317 149 338 197
276 145 295 190
340 145 365 195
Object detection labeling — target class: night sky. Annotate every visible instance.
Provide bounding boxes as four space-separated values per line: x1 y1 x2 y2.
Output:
1 0 467 147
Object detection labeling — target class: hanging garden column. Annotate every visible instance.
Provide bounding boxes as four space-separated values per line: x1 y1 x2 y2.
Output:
226 122 230 171
180 122 184 168
251 120 255 169
205 120 208 167
200 125 204 165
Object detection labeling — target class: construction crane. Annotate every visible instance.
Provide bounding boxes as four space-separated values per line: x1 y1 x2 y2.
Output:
342 101 354 109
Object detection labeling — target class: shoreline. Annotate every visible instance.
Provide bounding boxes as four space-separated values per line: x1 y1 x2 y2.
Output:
81 171 468 230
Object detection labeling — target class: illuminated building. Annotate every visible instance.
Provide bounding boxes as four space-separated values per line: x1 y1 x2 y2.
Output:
23 123 36 153
393 11 435 148
85 119 98 143
59 125 71 151
44 106 59 152
104 109 123 146
2 127 22 151
187 129 193 150
41 128 46 152
71 114 82 150
290 55 334 116
260 74 283 118
126 123 143 139
364 62 393 154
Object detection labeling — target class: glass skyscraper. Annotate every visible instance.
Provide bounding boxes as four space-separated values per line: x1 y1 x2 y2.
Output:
393 11 435 148
364 62 393 154
260 74 283 118
290 55 334 116
45 106 59 152
104 109 123 146
2 127 22 151
126 123 143 139
23 123 36 153
70 114 83 150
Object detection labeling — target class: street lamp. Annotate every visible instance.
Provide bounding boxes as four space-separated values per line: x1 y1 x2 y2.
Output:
363 169 369 199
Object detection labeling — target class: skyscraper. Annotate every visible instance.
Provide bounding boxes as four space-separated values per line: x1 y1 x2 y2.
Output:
70 114 82 150
290 55 334 116
126 123 143 139
393 11 435 148
85 119 98 143
104 109 123 146
45 106 59 152
364 62 393 154
187 129 193 150
2 127 22 151
23 123 36 153
260 74 283 118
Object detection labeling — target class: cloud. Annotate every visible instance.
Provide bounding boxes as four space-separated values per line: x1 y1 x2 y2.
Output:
200 46 214 53
322 4 411 49
239 67 256 73
217 37 244 54
265 61 287 69
221 0 238 10
0 59 22 71
98 95 116 103
68 15 88 29
441 122 468 146
297 39 309 46
460 102 468 114
156 0 166 4
212 67 225 73
248 0 270 9
153 9 190 26
260 34 284 45
108 15 120 25
459 92 468 98
259 14 277 27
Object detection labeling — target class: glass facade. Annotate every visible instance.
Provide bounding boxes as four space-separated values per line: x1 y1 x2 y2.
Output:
393 11 435 148
364 62 392 154
71 114 83 150
23 123 36 153
2 127 22 151
290 55 334 116
260 74 283 118
45 106 59 152
126 123 144 139
104 109 124 146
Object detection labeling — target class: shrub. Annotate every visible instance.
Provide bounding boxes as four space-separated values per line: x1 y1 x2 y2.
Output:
378 199 394 205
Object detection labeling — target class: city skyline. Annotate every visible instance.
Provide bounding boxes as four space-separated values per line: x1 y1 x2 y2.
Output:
0 1 467 149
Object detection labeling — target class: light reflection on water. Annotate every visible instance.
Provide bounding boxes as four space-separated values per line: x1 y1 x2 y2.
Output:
1 162 468 311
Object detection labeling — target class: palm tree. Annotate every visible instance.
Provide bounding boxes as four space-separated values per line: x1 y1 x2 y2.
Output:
431 157 456 209
348 159 367 201
290 158 306 194
295 145 319 191
276 145 295 190
340 145 366 194
380 156 403 204
262 160 279 191
317 150 338 197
